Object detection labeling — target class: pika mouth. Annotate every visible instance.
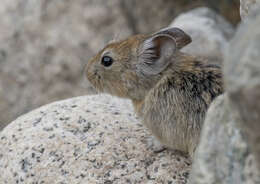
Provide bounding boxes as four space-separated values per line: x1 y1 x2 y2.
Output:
86 69 104 92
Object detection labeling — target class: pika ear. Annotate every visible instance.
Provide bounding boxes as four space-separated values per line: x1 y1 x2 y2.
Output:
154 27 192 49
138 34 176 75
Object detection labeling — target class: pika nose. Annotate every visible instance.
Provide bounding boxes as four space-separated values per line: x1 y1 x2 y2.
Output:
93 69 98 75
85 62 98 78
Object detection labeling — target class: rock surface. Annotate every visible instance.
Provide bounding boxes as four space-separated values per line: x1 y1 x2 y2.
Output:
240 0 260 20
0 95 191 184
170 7 234 64
188 4 260 183
188 95 260 184
224 7 260 170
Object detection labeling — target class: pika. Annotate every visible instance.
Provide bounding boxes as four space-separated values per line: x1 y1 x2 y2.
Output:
85 27 223 157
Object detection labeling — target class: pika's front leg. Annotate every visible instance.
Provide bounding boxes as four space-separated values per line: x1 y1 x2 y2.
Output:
145 136 167 153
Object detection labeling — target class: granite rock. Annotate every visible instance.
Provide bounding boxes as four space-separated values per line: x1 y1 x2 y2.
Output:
170 7 234 64
240 0 260 20
188 5 260 183
0 95 191 184
188 94 260 184
224 8 260 170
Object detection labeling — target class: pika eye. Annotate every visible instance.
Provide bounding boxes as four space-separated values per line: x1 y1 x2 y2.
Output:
101 56 113 67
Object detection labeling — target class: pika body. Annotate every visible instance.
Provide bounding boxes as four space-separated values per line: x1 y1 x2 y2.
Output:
85 27 223 157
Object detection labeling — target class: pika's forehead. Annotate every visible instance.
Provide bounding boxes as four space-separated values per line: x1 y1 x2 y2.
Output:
101 34 148 56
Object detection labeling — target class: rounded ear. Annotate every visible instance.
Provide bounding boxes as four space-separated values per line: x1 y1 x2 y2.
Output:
137 34 176 75
154 27 192 49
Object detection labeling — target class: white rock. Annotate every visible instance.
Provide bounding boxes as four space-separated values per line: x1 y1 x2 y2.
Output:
240 0 260 20
0 95 191 183
170 7 234 64
188 95 260 184
224 7 260 170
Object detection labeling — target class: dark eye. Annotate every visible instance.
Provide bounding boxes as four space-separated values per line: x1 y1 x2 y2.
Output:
101 56 113 67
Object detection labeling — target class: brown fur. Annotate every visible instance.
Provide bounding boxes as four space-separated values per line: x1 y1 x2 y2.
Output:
85 28 223 157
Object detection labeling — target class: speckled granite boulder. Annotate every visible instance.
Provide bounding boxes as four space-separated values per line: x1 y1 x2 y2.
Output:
224 8 260 170
170 7 234 64
188 95 260 184
0 95 191 184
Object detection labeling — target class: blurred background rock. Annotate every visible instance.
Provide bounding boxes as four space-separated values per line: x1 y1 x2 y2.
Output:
0 0 240 130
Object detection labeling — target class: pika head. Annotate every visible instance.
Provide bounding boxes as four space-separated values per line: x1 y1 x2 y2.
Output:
85 27 192 101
